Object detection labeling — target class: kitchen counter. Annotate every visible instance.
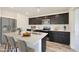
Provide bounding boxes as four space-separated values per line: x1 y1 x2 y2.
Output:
27 29 70 32
4 32 48 52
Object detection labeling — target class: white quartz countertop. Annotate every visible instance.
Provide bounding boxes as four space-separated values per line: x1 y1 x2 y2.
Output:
4 32 48 48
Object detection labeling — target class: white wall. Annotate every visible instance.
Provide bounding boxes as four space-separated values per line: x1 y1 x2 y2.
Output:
69 8 79 51
16 13 28 31
0 8 28 31
75 9 79 51
69 8 76 50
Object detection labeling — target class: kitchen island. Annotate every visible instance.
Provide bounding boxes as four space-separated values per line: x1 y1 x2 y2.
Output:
4 32 48 52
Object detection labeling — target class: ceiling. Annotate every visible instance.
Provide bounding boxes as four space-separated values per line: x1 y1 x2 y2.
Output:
1 7 70 17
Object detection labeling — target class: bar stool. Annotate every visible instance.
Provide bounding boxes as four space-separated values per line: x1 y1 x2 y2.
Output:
2 35 9 52
7 37 17 52
17 40 34 52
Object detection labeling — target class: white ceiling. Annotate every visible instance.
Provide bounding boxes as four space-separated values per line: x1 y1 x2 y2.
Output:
1 7 70 17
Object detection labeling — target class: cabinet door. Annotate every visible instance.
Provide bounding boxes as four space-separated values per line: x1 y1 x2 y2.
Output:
2 17 10 33
53 32 65 43
61 32 70 44
9 19 16 32
50 13 69 24
49 31 54 41
56 13 69 24
50 15 57 24
29 18 42 25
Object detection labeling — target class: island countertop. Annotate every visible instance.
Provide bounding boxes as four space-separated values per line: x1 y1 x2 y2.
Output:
4 32 48 52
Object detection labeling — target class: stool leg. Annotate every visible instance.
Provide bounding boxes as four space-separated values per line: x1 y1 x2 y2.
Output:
15 47 17 52
4 44 6 52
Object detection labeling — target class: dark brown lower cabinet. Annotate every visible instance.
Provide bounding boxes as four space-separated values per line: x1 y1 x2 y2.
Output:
49 31 70 45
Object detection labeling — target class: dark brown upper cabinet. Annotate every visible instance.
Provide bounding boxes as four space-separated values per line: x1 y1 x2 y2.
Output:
50 13 69 24
29 13 69 25
29 17 42 25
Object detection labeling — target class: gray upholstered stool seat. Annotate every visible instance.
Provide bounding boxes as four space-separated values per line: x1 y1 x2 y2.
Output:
17 40 34 52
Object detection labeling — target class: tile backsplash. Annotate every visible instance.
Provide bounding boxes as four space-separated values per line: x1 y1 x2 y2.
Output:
27 24 70 31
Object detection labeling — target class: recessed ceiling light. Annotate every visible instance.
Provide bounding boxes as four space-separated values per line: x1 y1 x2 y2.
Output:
37 7 40 13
